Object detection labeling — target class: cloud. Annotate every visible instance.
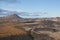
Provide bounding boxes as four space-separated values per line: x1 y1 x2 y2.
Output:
0 9 47 18
19 12 46 17
0 0 20 3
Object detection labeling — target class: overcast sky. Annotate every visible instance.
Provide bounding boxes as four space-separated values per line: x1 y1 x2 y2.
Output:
0 0 60 18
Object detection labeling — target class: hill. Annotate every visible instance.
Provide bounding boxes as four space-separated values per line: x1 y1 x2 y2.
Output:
0 24 33 40
0 14 60 40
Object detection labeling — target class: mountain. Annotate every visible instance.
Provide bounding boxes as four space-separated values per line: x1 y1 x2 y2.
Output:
4 14 23 22
0 14 25 23
0 12 60 40
5 14 22 19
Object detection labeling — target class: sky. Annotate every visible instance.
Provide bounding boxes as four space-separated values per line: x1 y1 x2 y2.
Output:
0 0 60 18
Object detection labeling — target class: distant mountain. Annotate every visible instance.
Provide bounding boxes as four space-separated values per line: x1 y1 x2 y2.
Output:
5 14 22 19
0 14 25 23
4 14 24 22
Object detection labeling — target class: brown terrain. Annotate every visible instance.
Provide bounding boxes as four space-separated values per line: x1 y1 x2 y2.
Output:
0 14 60 40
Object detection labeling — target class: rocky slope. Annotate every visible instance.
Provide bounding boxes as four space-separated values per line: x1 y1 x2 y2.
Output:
0 14 60 40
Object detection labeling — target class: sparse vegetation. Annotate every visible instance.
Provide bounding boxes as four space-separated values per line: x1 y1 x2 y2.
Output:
0 14 60 40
